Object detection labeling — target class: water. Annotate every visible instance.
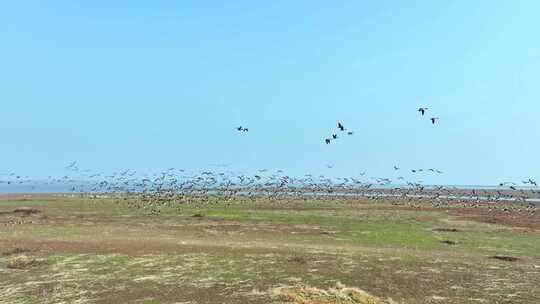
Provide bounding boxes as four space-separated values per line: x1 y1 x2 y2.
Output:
0 181 80 194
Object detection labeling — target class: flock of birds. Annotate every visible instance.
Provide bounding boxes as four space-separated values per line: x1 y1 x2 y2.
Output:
0 107 538 217
418 107 439 124
237 107 437 145
236 126 249 133
239 117 437 144
324 122 354 144
1 160 538 216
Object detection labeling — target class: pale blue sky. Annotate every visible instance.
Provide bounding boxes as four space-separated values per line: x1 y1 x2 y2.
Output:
1 1 539 185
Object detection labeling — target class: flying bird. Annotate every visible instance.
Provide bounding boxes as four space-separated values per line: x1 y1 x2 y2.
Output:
418 108 428 116
65 161 78 170
430 117 439 124
338 122 345 131
526 179 538 187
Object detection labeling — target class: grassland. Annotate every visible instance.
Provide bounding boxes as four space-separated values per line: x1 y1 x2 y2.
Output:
0 196 539 303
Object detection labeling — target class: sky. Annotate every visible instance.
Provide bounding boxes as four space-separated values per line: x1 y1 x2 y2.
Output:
1 1 539 185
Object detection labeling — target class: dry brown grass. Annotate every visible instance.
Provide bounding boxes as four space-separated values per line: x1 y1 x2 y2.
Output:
271 283 398 304
6 255 45 269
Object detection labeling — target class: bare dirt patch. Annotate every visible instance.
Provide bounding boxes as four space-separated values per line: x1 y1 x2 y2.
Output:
13 206 41 215
287 255 308 264
440 240 457 245
448 208 540 231
392 203 540 231
432 228 460 232
489 255 520 262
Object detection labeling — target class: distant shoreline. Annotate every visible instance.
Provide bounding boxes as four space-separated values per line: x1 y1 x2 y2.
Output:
0 182 537 195
1 189 539 204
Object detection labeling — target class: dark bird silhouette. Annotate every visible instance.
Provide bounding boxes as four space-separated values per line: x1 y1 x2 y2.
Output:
65 161 77 169
418 108 428 116
430 117 439 124
325 138 331 144
338 122 345 131
526 179 537 187
332 134 338 139
347 131 353 136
